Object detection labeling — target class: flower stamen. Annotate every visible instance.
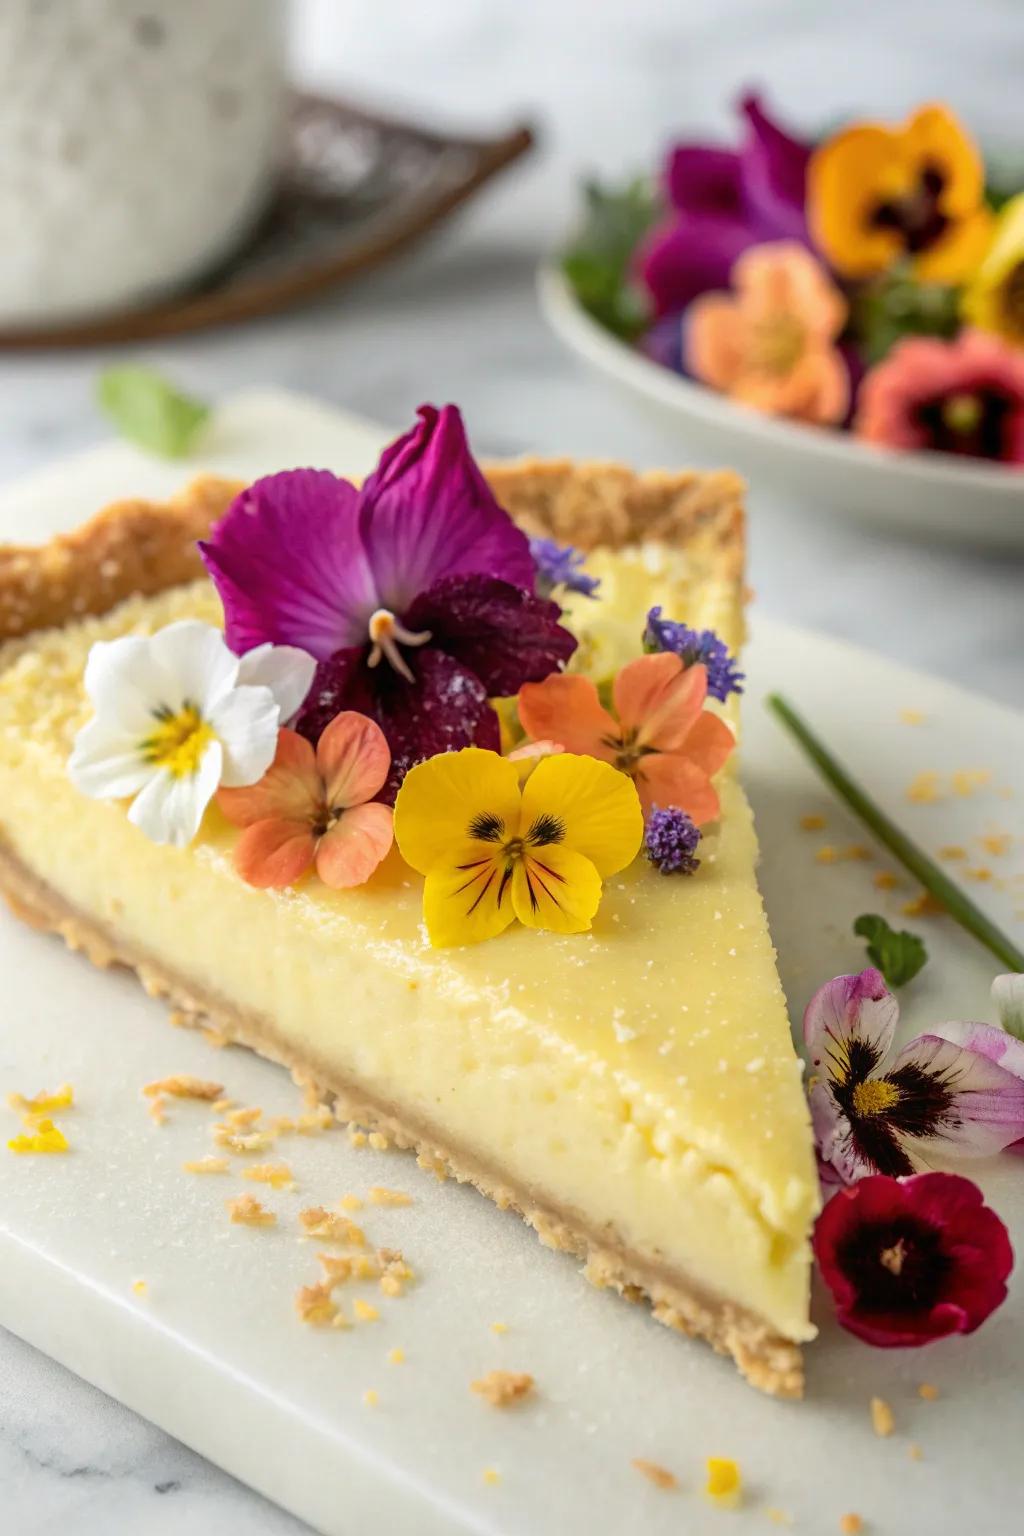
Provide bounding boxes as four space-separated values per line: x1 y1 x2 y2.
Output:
366 609 432 684
141 702 214 779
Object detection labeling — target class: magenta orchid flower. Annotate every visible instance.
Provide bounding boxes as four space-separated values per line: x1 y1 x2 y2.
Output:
200 406 576 801
805 969 1024 1185
637 92 812 320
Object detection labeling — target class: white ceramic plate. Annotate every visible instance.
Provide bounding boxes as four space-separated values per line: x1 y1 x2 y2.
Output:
2 392 1023 1535
539 265 1024 550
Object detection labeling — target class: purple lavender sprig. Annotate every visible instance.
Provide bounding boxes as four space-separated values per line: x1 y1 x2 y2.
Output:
643 606 744 703
644 806 701 875
530 537 601 601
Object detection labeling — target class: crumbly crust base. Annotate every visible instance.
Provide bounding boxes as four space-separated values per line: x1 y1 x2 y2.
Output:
0 460 745 641
0 841 802 1398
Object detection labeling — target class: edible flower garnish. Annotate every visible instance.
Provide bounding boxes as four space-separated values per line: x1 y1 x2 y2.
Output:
638 92 811 319
518 652 734 823
68 622 315 848
962 192 1024 347
644 806 701 875
807 103 993 282
643 606 744 702
685 242 850 427
529 536 601 600
854 329 1024 463
993 973 1024 1043
393 748 642 947
200 405 576 802
217 712 393 890
814 1171 1013 1347
805 969 1024 1184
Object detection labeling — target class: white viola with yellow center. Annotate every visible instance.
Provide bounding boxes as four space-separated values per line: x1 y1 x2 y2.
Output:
68 621 315 848
394 747 643 947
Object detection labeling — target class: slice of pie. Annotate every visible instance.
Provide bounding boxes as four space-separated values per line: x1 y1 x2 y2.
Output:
0 439 819 1396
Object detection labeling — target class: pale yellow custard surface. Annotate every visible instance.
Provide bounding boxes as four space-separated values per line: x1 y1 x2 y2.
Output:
0 560 818 1344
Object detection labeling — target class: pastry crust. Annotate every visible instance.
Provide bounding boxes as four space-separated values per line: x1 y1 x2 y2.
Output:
0 839 801 1399
0 460 745 641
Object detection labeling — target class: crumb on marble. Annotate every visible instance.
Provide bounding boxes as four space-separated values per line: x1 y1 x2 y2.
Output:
870 1396 895 1437
799 812 826 831
908 1443 924 1461
907 771 942 804
952 768 992 797
299 1207 366 1245
416 1150 448 1181
918 1382 940 1401
471 1370 535 1408
368 1130 390 1151
839 1515 864 1534
227 1193 276 1227
482 1467 501 1486
354 1298 380 1323
899 708 926 726
872 871 901 890
148 1095 167 1126
295 1281 338 1326
901 891 946 919
339 1194 363 1211
243 1162 295 1190
297 1106 334 1135
362 1389 379 1406
368 1186 412 1207
632 1458 678 1490
387 1347 406 1365
705 1457 741 1506
183 1156 230 1175
981 832 1011 857
349 1129 368 1148
143 1074 223 1101
7 1083 73 1115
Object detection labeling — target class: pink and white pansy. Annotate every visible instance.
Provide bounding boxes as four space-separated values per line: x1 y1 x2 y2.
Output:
805 968 1024 1184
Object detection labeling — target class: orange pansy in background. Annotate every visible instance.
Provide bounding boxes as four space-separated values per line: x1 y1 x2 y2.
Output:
217 711 394 890
517 651 734 824
685 242 849 426
807 103 993 283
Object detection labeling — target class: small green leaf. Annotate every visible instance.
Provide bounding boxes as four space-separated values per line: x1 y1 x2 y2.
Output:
853 913 928 989
97 366 211 459
561 176 661 341
848 266 961 366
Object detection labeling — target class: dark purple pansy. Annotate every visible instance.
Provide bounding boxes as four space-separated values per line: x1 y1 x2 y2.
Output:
200 405 576 801
636 91 813 319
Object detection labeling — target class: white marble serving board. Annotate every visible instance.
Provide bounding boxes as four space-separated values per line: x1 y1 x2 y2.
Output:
1 392 1022 1535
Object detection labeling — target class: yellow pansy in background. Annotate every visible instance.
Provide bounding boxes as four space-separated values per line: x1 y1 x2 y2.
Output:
394 748 643 948
807 103 993 282
962 193 1024 347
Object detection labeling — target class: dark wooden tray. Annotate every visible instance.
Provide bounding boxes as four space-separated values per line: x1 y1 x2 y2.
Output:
0 92 534 349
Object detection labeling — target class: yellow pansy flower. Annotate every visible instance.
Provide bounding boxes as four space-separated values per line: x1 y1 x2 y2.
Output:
808 103 993 282
962 192 1024 346
393 748 643 948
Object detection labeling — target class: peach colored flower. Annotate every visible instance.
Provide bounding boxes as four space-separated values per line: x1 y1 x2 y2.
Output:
216 712 394 889
855 329 1024 464
517 652 734 824
685 240 849 425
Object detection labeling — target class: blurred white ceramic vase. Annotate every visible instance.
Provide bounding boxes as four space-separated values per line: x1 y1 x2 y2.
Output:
0 0 287 327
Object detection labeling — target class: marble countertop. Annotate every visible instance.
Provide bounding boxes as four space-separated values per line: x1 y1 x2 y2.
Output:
2 2 1022 1532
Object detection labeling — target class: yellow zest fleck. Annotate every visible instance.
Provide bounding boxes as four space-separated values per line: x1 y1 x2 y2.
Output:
214 1128 274 1154
843 844 872 861
349 1129 368 1148
799 812 827 831
907 771 942 804
387 1347 406 1365
899 708 926 726
981 832 1011 857
938 844 967 861
226 1104 262 1128
7 1083 73 1116
201 1027 230 1049
183 1156 230 1175
299 1207 366 1246
243 1162 295 1190
368 1130 389 1151
873 871 900 890
362 1389 379 1407
901 891 946 919
705 1457 742 1506
141 703 214 780
144 1074 224 1101
210 1098 234 1114
354 1298 380 1323
368 1186 412 1207
908 1443 924 1461
952 767 991 797
339 1194 363 1211
8 1117 69 1154
491 1321 508 1335
839 1516 864 1535
267 1114 295 1134
632 1458 678 1490
148 1095 167 1126
295 1282 338 1326
471 1370 535 1408
870 1396 895 1437
918 1381 940 1401
765 1510 793 1526
815 844 840 864
482 1468 501 1487
317 1253 355 1284
227 1193 276 1227
965 866 993 883
132 1279 148 1297
297 1107 334 1134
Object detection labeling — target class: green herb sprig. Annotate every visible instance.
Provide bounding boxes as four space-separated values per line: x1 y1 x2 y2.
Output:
97 366 211 459
853 913 928 988
561 176 660 341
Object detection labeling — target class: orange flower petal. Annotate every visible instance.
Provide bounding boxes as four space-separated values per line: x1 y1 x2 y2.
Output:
685 294 748 391
733 241 847 342
517 674 618 760
316 711 391 809
314 802 394 889
612 652 706 752
633 754 721 825
733 346 849 425
217 728 320 828
233 818 316 888
682 711 736 778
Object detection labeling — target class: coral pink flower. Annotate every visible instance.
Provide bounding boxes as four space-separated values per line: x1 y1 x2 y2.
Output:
855 329 1024 463
814 1172 1013 1348
216 712 394 890
685 241 849 425
517 652 734 823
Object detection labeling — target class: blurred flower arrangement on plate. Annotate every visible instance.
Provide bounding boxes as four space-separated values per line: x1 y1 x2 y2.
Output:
562 93 1024 466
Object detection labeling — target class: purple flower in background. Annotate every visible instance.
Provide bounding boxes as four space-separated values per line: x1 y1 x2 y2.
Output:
643 607 744 702
529 537 601 600
637 91 813 319
200 405 576 801
644 806 702 875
